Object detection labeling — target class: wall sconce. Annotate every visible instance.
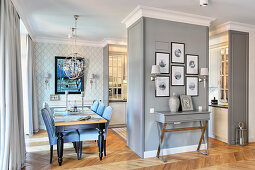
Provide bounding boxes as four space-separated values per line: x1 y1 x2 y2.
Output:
89 74 95 89
199 68 209 88
44 72 50 88
151 65 160 81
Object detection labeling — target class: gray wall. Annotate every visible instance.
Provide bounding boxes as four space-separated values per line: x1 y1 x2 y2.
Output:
127 18 145 158
127 17 209 156
143 18 209 151
228 30 249 144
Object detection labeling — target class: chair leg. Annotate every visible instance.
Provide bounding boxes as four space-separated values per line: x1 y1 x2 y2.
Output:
104 140 106 156
79 141 83 160
75 142 80 160
73 142 77 153
50 145 53 164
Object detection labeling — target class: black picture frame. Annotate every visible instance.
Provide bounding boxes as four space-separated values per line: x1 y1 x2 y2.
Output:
186 54 199 75
55 56 84 94
171 65 185 86
155 52 170 74
185 76 199 96
155 76 170 97
171 42 185 64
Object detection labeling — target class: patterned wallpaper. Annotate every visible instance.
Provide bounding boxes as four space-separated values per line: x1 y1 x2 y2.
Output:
34 42 104 128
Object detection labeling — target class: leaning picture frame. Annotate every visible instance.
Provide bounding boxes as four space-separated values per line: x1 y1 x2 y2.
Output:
180 95 194 111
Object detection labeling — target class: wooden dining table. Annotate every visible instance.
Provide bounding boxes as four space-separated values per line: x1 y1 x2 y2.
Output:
53 108 107 166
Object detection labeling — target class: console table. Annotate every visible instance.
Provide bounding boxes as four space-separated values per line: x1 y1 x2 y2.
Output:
154 111 210 162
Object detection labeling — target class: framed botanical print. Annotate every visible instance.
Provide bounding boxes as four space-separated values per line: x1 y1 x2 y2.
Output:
155 52 170 74
171 65 184 86
186 76 199 96
186 54 199 75
171 42 185 64
155 76 170 97
180 95 194 111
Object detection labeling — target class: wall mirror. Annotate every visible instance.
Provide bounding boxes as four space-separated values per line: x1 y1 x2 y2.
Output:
55 56 84 94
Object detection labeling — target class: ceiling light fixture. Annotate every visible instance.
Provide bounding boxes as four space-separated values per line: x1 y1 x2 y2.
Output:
200 0 208 6
63 15 85 80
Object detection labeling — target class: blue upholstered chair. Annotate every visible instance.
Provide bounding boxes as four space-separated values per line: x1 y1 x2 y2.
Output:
78 106 113 158
45 102 54 124
96 103 105 116
41 108 80 163
91 101 99 112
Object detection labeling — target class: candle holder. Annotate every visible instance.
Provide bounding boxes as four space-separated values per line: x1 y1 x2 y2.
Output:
81 92 85 112
65 90 69 109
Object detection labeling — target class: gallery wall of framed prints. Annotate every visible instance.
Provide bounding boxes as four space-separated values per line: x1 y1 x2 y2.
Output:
155 41 200 98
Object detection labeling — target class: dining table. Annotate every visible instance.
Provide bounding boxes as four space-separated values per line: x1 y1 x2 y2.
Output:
53 107 107 166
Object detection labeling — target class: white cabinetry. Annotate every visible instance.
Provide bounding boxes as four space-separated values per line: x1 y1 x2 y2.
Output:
109 102 127 125
212 107 228 143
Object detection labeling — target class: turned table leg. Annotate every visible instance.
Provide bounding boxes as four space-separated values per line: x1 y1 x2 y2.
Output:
57 132 63 166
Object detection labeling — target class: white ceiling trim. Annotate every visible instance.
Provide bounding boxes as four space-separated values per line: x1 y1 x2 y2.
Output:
35 37 105 47
103 38 127 46
35 37 127 47
210 21 255 36
122 5 215 28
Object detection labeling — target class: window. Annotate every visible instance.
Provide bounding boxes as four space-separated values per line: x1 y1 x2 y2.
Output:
109 53 127 101
220 47 228 103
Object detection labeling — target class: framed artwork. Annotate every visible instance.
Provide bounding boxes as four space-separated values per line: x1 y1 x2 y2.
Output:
186 54 199 75
155 52 170 74
180 95 194 111
155 76 170 97
171 42 185 64
50 94 60 101
55 56 84 94
171 65 184 86
186 76 199 96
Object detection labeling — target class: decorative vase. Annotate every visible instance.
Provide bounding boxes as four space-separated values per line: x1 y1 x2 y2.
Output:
169 93 180 112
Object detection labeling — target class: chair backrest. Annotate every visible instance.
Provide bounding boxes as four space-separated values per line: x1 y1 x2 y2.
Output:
96 103 105 116
41 108 55 145
102 106 113 121
91 100 99 112
102 106 113 139
45 102 54 125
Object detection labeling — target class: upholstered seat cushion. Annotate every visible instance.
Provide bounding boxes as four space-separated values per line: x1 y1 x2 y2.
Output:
78 129 103 141
53 130 80 145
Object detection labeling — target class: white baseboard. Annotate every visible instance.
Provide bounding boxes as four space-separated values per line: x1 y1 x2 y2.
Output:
144 144 207 158
213 135 228 143
249 137 255 143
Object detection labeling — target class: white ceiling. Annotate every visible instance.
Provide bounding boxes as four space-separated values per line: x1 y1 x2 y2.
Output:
12 0 255 44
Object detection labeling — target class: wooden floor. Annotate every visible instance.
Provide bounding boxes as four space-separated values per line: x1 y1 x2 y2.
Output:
23 130 255 170
111 127 127 142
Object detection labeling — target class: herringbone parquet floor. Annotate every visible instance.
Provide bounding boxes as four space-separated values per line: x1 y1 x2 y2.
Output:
23 130 255 170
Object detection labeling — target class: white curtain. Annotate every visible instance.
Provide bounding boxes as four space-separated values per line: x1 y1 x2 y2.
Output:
26 35 39 135
0 0 26 169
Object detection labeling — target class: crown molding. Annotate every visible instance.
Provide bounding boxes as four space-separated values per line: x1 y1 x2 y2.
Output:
122 5 215 28
227 21 255 33
102 38 127 47
210 21 255 36
35 36 127 48
35 37 105 47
